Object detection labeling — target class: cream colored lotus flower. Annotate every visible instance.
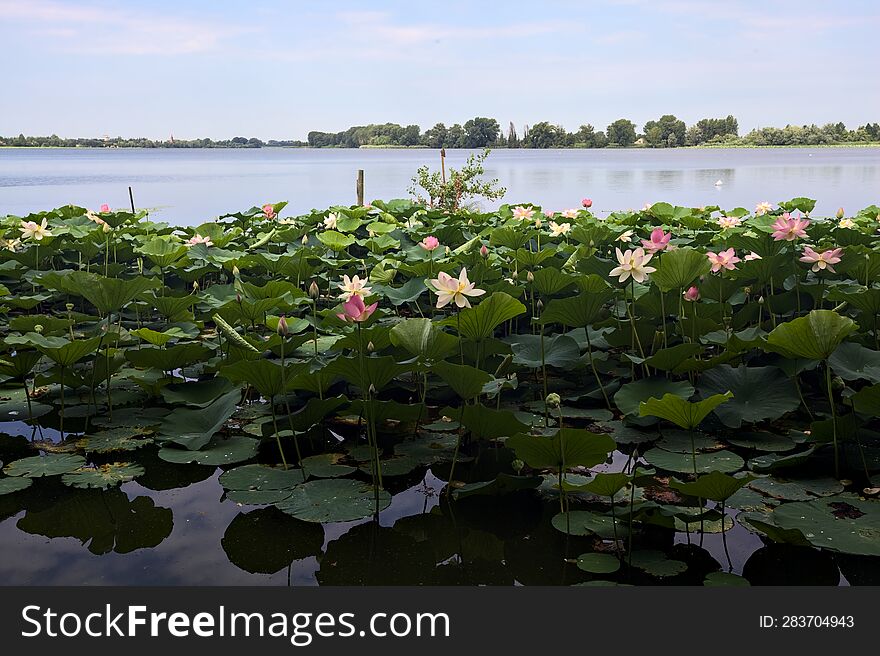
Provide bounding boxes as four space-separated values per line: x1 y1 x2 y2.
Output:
20 219 52 241
561 209 578 219
839 218 856 229
717 216 742 229
616 230 634 243
429 268 486 309
337 274 372 301
186 234 213 247
755 201 773 216
0 238 21 252
323 212 339 229
548 221 571 237
511 206 535 221
609 247 656 284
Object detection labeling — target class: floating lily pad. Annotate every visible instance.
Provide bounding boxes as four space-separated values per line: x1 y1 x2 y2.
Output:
748 448 815 473
643 448 744 474
61 462 145 489
4 453 86 478
300 453 357 479
219 464 304 491
771 495 880 556
727 431 797 452
551 510 627 539
76 427 154 453
674 514 735 533
0 476 32 495
276 479 391 523
614 378 694 416
158 436 258 466
575 552 621 574
221 507 325 574
748 476 844 501
603 421 658 445
226 489 294 505
0 396 52 422
454 473 543 499
704 572 750 586
630 550 688 577
656 429 723 453
726 487 778 512
697 365 800 427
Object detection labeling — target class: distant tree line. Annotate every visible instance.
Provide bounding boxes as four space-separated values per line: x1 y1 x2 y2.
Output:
4 116 879 149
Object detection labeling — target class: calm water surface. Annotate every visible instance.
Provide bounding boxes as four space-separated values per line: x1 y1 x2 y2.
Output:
1 147 878 224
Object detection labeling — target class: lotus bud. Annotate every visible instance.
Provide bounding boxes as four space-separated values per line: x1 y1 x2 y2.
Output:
480 244 489 258
445 246 451 256
232 265 240 278
526 271 534 283
582 198 593 208
137 257 143 275
536 299 544 312
832 375 845 391
192 280 200 292
511 270 518 280
758 296 765 305
102 223 111 233
743 286 751 295
277 315 289 337
535 219 542 229
512 459 525 474
545 392 561 409
367 341 375 353
308 280 320 299
301 234 309 245
836 207 845 219
65 302 74 312
34 324 44 334
468 218 474 226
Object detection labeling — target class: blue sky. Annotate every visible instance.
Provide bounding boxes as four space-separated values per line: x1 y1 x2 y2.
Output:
2 0 878 140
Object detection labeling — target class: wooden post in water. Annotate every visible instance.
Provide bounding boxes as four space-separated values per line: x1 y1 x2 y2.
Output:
128 186 136 213
440 148 446 207
356 169 364 206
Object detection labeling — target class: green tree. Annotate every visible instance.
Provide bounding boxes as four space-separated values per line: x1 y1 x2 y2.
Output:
463 117 500 148
606 119 637 147
643 114 686 148
422 123 447 148
524 121 567 148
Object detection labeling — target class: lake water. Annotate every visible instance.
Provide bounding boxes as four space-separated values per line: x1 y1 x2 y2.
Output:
1 147 878 224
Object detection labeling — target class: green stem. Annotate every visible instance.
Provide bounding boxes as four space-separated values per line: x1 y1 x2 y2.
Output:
826 362 839 479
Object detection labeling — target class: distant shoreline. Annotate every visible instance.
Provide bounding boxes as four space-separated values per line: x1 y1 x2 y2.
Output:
2 143 879 151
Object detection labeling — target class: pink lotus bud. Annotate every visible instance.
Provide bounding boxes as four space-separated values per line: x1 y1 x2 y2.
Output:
480 244 489 258
263 204 276 219
277 315 289 336
683 286 700 302
836 207 845 219
420 236 440 251
100 204 110 213
581 198 593 208
308 281 320 299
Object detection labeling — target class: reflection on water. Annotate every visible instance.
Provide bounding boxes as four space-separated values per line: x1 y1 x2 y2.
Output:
1 147 877 224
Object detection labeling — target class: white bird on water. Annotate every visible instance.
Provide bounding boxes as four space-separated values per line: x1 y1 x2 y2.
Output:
714 179 724 186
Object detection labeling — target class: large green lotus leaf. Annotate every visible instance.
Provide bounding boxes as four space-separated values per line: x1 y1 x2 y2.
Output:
490 226 530 250
16 488 173 555
614 378 694 416
325 355 409 392
643 343 703 372
347 398 423 424
390 318 459 365
276 478 391 523
650 247 711 292
0 476 32 495
655 429 723 453
539 275 613 328
4 453 86 477
317 230 356 251
531 266 576 295
158 389 240 450
446 292 526 340
670 471 756 502
441 403 529 441
221 507 325 574
137 236 188 267
571 472 630 497
644 448 744 474
158 436 258 466
515 246 557 268
851 384 880 416
0 387 52 421
771 495 880 556
300 453 357 479
219 464 305 491
432 360 493 400
376 278 428 306
131 327 185 347
226 489 293 505
161 377 237 408
726 431 797 452
673 514 734 533
349 433 459 477
452 473 543 499
748 447 815 473
639 392 733 430
630 550 688 577
697 365 799 428
61 462 145 489
748 476 844 501
603 421 659 445
80 274 161 314
509 334 580 369
576 552 621 574
125 343 214 372
551 510 626 539
151 293 196 321
766 310 857 360
76 427 154 453
507 429 615 470
24 333 103 367
0 350 43 379
829 342 880 383
219 359 307 399
273 396 348 434
704 572 750 587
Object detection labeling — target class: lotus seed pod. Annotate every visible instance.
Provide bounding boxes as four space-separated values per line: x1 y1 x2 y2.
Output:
65 302 74 312
34 324 44 333
545 393 561 408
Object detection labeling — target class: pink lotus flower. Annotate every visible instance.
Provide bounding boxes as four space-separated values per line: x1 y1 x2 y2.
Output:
263 204 276 219
100 204 110 213
717 216 742 229
683 286 700 302
744 251 762 261
544 210 556 218
186 234 213 247
429 268 485 309
640 228 671 253
800 246 843 273
771 213 810 241
336 295 378 323
707 248 740 272
512 206 535 221
420 236 440 252
582 198 593 208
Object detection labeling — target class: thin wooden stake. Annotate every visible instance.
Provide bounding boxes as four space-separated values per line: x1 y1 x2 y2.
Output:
128 186 136 213
356 169 364 206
